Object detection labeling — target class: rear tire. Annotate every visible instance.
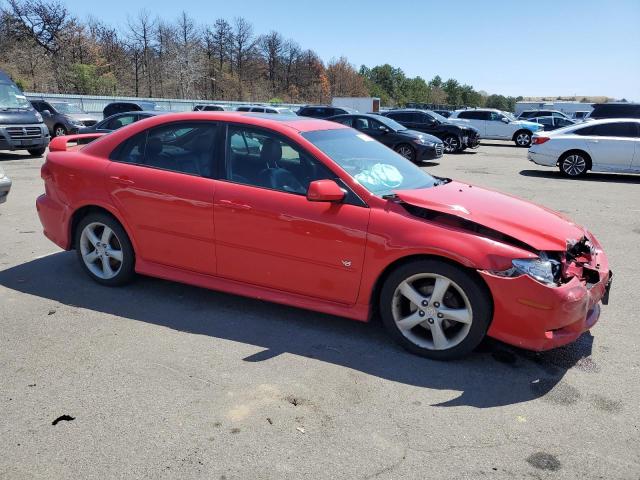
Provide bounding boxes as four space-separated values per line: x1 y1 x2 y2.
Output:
75 212 135 286
394 143 416 162
27 147 46 156
379 259 492 360
559 151 589 177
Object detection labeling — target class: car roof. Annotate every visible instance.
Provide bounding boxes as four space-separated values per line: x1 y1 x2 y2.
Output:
82 111 347 157
580 118 640 124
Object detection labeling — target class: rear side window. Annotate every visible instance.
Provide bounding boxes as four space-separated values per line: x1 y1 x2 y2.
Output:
458 111 485 120
105 114 137 131
590 122 638 137
386 112 410 122
591 104 640 119
111 122 218 177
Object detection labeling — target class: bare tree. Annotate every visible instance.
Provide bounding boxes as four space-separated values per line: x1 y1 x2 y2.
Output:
259 30 283 97
231 17 256 100
127 10 156 97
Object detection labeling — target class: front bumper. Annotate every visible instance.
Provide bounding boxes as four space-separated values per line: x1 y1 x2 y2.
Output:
0 176 11 203
417 143 444 161
480 247 610 351
0 124 50 151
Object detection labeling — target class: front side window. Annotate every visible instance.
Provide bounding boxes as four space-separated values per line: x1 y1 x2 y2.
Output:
111 122 218 177
226 126 333 195
303 128 440 197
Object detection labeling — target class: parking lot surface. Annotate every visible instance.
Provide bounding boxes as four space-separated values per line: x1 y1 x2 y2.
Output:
1 142 639 479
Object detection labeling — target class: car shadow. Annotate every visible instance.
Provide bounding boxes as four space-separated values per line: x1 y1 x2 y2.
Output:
0 252 596 409
479 142 518 148
520 169 640 184
0 151 33 162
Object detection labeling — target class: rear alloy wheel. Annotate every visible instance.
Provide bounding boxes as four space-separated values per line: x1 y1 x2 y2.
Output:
559 153 588 177
380 260 491 360
514 131 532 147
394 143 416 162
443 135 460 153
75 213 135 286
54 125 67 137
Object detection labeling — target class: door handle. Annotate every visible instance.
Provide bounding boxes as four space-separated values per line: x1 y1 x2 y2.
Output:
109 175 135 185
217 199 252 210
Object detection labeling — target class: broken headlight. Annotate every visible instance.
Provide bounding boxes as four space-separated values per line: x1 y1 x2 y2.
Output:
493 253 561 286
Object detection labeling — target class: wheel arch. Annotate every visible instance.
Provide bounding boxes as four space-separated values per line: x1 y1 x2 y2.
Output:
69 204 137 253
557 149 593 170
368 253 494 321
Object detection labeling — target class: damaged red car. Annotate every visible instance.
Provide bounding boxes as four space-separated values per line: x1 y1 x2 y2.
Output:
36 112 612 359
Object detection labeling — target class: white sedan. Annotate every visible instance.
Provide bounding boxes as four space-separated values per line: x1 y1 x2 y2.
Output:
528 118 640 177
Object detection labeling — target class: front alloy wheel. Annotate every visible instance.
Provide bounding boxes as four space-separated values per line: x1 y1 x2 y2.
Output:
54 125 67 137
515 131 532 147
443 135 460 153
380 260 492 359
394 143 416 162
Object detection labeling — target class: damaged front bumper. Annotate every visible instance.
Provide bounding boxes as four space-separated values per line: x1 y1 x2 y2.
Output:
480 234 611 351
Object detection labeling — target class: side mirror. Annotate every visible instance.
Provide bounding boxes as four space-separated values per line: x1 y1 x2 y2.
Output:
501 117 509 123
42 110 51 116
379 125 390 133
307 179 345 203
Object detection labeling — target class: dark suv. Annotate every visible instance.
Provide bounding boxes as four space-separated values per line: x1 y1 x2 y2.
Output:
382 109 479 153
0 70 49 156
297 105 356 118
587 103 640 120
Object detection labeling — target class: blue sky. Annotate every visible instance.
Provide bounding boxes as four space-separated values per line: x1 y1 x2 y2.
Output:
64 0 639 100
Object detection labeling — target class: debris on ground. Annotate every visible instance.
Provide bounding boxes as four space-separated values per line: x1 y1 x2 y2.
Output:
51 415 75 425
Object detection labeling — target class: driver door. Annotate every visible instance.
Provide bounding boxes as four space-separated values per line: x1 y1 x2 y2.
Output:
213 124 370 304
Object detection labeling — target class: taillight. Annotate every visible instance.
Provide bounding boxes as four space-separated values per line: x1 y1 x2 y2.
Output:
532 137 550 145
41 162 52 180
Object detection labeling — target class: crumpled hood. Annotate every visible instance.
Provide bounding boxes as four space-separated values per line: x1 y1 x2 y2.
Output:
394 181 586 251
66 113 96 123
401 129 442 143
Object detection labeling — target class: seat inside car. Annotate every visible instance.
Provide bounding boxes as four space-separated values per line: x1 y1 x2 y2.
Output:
259 138 305 193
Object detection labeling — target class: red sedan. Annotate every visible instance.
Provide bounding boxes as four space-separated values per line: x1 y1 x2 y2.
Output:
36 112 612 359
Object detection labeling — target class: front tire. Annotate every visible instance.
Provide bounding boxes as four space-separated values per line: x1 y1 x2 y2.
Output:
514 130 532 147
53 124 67 137
559 152 589 177
379 259 492 360
394 143 416 162
443 135 461 153
75 212 135 286
27 147 46 156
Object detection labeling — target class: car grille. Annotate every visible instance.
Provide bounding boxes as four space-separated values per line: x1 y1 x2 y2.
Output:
6 126 42 139
435 144 444 157
83 120 97 127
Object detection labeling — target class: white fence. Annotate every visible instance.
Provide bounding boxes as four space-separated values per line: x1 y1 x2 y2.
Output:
24 92 303 119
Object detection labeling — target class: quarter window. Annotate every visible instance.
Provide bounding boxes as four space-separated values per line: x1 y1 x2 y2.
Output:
590 122 637 137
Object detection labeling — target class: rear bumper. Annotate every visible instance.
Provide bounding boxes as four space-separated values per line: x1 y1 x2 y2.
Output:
528 148 556 167
481 255 610 351
0 124 49 151
36 194 71 249
463 134 480 149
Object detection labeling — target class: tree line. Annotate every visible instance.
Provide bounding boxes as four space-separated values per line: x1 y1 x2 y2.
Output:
0 0 521 110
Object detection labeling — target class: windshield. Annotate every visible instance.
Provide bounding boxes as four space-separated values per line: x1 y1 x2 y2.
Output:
376 115 408 131
0 82 31 110
426 110 448 123
51 102 86 114
302 128 440 197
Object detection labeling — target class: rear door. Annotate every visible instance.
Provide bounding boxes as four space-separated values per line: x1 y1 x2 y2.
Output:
456 111 486 135
106 121 220 274
583 122 637 170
